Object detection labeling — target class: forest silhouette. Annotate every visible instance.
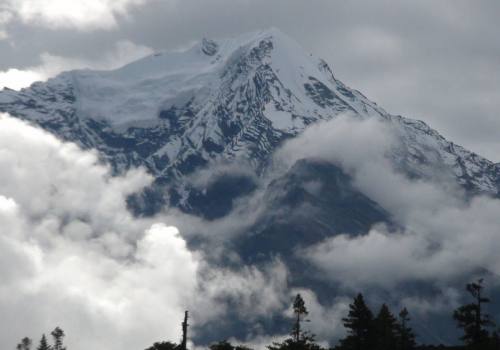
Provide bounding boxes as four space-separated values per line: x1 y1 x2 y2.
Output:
16 279 500 350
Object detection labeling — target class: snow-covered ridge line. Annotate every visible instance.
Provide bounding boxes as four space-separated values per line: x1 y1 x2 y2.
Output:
0 28 498 203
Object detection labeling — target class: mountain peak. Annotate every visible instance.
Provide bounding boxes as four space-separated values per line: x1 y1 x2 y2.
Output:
194 27 300 59
28 27 331 131
1 28 498 201
201 38 219 56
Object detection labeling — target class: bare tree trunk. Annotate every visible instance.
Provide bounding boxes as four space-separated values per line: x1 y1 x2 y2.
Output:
181 311 189 350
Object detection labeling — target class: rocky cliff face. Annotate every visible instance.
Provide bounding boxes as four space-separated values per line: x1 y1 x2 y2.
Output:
1 29 498 209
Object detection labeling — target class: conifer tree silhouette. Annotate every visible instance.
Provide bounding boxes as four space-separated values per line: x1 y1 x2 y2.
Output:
339 293 374 350
453 279 494 348
396 308 416 350
267 294 323 350
36 335 51 350
373 304 398 350
292 294 309 343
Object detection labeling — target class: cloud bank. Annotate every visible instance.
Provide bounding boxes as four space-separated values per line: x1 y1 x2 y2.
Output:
0 113 293 350
0 113 498 348
274 116 500 292
0 113 200 349
0 40 153 90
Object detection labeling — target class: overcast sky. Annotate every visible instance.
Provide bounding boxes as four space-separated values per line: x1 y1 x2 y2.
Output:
1 2 500 348
0 0 498 161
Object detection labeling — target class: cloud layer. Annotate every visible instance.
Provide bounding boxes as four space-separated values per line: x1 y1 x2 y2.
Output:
1 113 499 348
0 113 201 349
0 113 298 350
274 116 500 292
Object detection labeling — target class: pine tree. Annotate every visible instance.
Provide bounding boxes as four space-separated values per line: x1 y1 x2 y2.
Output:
267 294 323 350
291 294 309 343
36 335 51 350
16 337 32 350
339 293 374 350
373 304 398 350
396 308 416 350
51 327 65 350
453 279 494 348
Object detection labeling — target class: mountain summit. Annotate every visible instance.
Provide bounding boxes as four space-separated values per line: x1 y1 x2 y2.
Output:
1 29 498 206
1 28 500 344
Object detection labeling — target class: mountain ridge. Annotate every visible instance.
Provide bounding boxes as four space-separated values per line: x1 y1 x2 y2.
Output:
1 28 498 206
2 28 500 345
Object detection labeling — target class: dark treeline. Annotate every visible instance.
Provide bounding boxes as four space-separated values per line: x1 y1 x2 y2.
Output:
15 279 500 350
16 327 66 350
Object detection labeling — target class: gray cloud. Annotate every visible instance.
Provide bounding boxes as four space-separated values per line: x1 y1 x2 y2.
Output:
274 116 500 291
0 113 291 350
2 0 498 160
0 0 499 346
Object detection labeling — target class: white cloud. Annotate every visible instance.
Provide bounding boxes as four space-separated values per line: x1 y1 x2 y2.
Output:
275 115 500 291
0 113 294 349
195 260 289 324
0 40 153 90
0 68 43 90
0 113 201 350
5 0 155 31
274 115 394 174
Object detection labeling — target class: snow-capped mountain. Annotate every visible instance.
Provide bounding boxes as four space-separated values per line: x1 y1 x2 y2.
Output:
2 27 500 345
1 28 498 210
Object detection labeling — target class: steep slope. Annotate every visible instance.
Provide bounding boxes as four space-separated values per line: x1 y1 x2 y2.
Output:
2 28 500 346
1 28 498 211
236 159 393 261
